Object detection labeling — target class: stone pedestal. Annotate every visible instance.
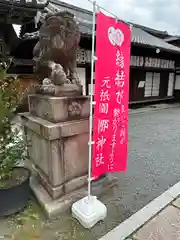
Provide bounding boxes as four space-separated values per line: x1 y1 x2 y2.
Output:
22 113 89 200
22 94 117 218
28 94 90 123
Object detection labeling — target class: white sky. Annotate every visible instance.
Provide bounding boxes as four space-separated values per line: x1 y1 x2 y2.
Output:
13 24 21 37
63 0 180 35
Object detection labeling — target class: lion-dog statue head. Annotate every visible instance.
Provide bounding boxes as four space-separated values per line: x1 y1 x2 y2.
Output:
33 11 81 85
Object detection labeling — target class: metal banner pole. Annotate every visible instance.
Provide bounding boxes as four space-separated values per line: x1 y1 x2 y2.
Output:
87 0 96 200
71 1 107 228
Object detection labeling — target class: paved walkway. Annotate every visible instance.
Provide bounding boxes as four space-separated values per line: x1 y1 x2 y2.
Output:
133 197 180 240
100 181 180 240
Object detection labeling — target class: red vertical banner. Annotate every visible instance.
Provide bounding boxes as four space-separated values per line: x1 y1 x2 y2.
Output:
92 12 131 179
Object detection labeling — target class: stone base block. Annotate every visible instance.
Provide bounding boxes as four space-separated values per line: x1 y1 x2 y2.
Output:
30 174 118 218
22 113 90 200
28 94 90 123
32 163 88 199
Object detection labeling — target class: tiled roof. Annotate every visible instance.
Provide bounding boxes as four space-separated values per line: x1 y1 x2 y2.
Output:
165 36 180 42
131 27 180 53
43 0 92 23
0 0 48 8
24 0 180 53
0 0 48 24
129 22 169 38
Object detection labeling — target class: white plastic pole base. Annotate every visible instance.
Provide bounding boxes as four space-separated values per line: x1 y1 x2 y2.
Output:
72 195 107 229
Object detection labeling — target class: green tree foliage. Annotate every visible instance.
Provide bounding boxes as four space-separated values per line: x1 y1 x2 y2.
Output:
0 61 27 181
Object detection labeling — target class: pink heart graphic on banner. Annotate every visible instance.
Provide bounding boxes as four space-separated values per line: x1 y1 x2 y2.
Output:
108 27 124 46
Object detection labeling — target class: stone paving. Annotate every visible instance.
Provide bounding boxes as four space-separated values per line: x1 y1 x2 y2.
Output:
132 196 180 240
1 104 180 239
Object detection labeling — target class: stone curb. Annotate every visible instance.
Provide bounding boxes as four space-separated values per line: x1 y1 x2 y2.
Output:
99 181 180 240
129 104 180 116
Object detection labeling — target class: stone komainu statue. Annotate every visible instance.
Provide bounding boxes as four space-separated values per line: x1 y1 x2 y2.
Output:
33 11 81 87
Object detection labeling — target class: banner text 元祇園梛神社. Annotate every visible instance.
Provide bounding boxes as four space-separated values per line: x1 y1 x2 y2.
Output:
92 12 131 179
